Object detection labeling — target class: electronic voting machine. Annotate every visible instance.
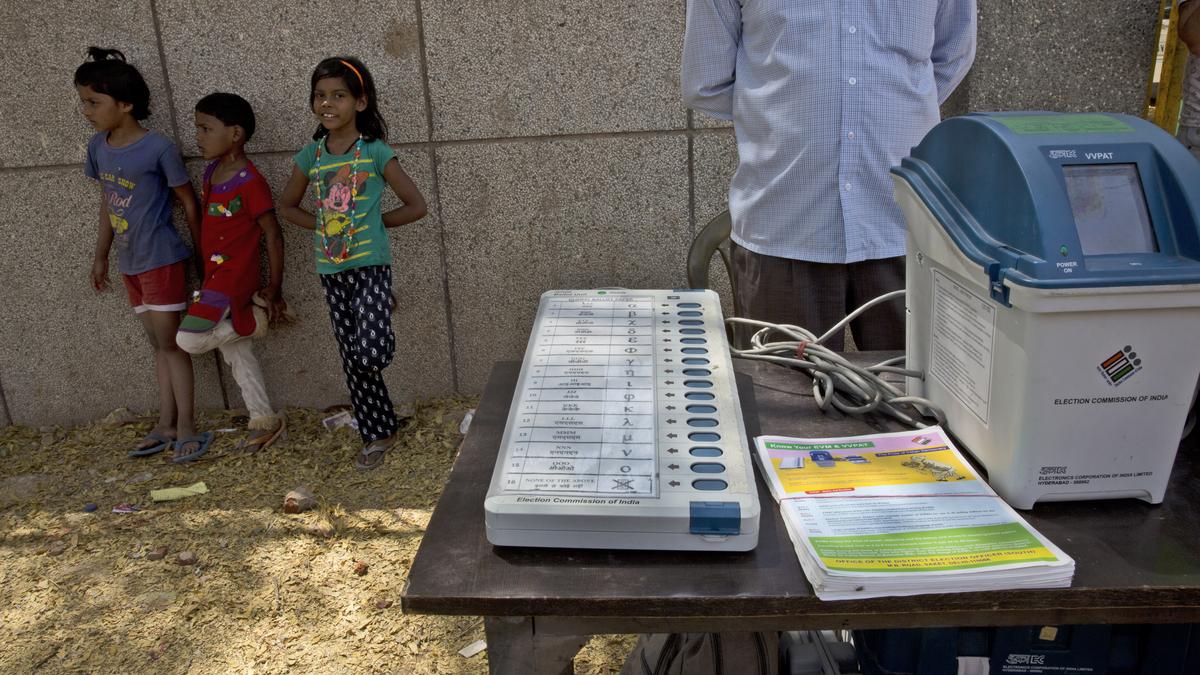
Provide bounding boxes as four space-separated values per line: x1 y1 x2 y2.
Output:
484 289 760 551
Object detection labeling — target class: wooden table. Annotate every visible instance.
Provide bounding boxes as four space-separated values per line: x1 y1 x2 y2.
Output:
402 356 1200 674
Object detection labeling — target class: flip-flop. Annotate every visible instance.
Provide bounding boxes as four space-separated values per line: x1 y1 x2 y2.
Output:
129 431 173 458
171 432 215 463
355 435 395 471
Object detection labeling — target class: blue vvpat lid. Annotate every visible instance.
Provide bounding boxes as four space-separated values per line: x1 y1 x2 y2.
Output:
891 112 1200 300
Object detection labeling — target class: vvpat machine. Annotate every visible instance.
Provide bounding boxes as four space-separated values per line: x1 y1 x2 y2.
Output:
892 112 1200 509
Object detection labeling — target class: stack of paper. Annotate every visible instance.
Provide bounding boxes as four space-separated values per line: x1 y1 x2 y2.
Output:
754 427 1074 600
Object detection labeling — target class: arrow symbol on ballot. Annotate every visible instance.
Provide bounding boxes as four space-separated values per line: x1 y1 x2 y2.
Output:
667 448 679 453
669 481 680 487
665 405 676 410
668 464 679 470
666 419 677 424
664 380 674 385
665 393 675 397
667 433 678 439
664 369 674 374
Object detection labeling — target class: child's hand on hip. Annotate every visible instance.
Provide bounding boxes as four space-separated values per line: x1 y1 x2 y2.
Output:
90 258 110 292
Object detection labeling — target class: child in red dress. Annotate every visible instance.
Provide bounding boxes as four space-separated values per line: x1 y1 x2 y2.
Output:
176 93 288 454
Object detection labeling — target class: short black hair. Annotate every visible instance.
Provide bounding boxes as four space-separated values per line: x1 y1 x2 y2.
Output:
73 47 151 120
195 92 257 141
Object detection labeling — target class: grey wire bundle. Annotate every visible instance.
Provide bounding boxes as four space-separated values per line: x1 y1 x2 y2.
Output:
726 290 946 428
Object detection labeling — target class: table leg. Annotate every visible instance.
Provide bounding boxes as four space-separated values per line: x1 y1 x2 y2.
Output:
483 616 590 675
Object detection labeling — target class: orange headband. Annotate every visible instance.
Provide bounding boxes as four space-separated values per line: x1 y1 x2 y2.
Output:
339 60 365 90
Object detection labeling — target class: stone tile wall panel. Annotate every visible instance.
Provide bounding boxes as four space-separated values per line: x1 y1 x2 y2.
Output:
422 0 686 140
439 135 690 390
2 1 174 168
156 0 428 156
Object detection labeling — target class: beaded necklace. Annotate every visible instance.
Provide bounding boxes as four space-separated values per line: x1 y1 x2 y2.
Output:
313 134 364 264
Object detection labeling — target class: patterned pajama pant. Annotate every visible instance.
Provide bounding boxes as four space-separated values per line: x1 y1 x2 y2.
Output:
320 265 398 444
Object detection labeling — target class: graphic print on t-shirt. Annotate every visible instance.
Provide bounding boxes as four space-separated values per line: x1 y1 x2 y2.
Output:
207 194 244 217
100 171 136 235
318 164 371 256
294 137 395 273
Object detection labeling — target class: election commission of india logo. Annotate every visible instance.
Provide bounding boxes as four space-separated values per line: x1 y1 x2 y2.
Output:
1098 345 1142 386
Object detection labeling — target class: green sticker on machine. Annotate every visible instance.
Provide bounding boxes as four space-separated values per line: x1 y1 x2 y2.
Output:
995 114 1133 135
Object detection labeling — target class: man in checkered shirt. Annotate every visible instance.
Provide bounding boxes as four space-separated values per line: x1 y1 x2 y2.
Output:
683 1 976 350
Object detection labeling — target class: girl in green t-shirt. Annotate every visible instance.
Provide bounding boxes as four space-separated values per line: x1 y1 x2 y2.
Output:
279 56 428 470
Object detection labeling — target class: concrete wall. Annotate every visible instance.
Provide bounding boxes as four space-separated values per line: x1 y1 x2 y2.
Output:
0 1 1158 426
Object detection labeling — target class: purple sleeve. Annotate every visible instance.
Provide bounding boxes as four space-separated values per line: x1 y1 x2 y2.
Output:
159 141 191 188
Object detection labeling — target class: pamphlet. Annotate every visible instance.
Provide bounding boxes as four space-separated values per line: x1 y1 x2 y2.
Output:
754 427 1075 600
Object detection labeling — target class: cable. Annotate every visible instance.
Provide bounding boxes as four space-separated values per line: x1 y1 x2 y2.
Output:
725 290 947 429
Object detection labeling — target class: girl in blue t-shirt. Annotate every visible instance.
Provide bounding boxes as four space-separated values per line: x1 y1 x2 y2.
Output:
74 47 212 462
279 56 428 470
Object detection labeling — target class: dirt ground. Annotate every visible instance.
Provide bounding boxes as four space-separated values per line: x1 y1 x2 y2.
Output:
0 400 636 673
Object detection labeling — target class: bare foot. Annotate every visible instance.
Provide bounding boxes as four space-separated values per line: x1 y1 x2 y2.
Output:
242 418 286 454
171 424 200 461
171 431 214 463
129 427 175 457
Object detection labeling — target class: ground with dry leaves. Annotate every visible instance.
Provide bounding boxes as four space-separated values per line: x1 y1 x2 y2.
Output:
0 401 635 673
